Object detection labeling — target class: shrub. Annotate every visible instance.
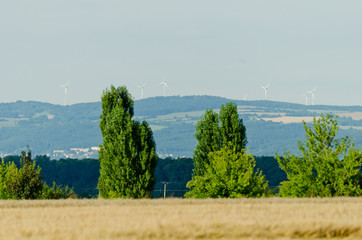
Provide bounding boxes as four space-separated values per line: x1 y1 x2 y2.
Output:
0 147 74 199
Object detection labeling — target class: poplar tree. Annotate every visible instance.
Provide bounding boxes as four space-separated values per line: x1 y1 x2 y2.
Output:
98 85 157 198
276 114 362 197
186 102 267 198
192 103 247 176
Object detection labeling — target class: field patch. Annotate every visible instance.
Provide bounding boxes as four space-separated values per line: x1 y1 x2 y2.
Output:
339 126 362 130
0 198 360 239
338 112 362 120
149 125 168 131
262 116 316 123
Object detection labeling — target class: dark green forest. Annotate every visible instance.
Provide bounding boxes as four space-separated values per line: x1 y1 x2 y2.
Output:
2 155 286 198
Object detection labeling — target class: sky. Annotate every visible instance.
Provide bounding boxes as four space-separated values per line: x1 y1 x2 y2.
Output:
1 0 362 106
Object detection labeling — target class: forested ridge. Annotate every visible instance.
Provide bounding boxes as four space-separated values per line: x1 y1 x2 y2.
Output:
1 96 362 157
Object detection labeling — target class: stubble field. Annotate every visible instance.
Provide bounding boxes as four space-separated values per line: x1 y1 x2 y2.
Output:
0 198 361 240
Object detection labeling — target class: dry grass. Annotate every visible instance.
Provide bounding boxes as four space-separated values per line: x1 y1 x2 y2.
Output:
262 116 316 124
0 198 361 239
338 112 362 120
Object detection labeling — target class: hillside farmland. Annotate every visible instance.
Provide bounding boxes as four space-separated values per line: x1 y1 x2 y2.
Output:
1 96 362 157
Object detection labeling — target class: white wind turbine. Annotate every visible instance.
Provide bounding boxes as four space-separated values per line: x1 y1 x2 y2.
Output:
302 92 309 106
308 87 317 105
243 93 247 100
160 80 168 97
137 83 147 99
59 81 70 106
260 83 270 100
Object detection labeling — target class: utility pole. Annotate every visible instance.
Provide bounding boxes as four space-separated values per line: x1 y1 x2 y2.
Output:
161 182 170 199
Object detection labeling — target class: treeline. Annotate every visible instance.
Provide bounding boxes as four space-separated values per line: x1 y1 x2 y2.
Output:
2 155 286 198
0 100 101 120
1 87 361 199
134 95 362 118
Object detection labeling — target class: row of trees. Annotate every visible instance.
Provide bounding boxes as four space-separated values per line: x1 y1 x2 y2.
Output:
0 155 287 198
99 85 361 198
2 85 360 199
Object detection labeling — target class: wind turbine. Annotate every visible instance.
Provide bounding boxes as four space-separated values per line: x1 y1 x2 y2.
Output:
59 82 70 106
243 93 247 100
160 81 168 97
260 83 270 100
136 83 147 99
302 92 309 106
308 87 317 105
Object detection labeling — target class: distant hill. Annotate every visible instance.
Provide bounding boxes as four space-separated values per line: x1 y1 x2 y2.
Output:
0 96 362 157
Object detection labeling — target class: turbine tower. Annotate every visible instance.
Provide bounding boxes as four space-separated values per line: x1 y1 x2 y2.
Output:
260 83 270 100
243 93 247 101
59 82 70 106
303 92 309 106
137 83 147 99
308 87 317 105
160 81 168 97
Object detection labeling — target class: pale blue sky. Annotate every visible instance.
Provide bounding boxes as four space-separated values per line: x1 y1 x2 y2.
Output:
1 0 362 106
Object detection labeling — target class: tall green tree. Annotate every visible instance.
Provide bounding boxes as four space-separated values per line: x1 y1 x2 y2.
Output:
192 109 220 176
276 114 362 197
186 102 267 198
98 85 157 198
192 103 247 176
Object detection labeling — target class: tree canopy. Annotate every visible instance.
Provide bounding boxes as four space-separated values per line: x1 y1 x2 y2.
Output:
186 102 268 198
186 145 268 198
192 102 247 176
98 85 157 198
276 114 362 197
0 147 72 199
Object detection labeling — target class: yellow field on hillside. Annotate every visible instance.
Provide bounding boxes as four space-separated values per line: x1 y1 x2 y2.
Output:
0 198 361 239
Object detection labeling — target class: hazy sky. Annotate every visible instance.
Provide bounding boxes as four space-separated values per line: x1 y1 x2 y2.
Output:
1 1 362 106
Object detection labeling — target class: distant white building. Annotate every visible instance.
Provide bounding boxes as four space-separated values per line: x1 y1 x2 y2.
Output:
70 148 90 153
53 150 65 153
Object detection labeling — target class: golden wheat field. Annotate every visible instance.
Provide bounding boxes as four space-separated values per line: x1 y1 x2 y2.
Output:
0 198 361 240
